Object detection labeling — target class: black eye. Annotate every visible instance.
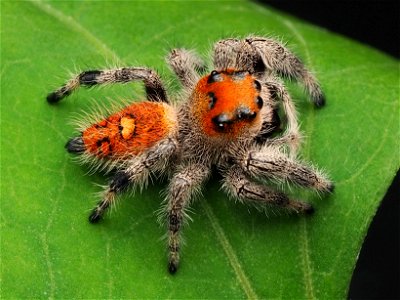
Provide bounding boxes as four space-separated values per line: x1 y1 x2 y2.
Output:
208 92 217 109
232 71 247 81
212 113 233 131
254 80 261 91
255 96 263 109
236 107 257 120
207 70 222 83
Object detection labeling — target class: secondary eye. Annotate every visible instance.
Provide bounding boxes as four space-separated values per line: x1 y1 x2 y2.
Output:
208 92 217 109
255 96 263 109
207 70 223 83
254 80 261 92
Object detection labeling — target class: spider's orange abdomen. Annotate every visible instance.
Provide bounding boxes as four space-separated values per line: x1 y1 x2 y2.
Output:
82 102 176 158
192 69 263 138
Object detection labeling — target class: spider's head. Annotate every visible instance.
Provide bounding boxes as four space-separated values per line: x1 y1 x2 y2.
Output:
192 69 263 138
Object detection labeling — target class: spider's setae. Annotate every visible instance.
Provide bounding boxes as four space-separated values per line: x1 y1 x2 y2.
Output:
47 36 334 274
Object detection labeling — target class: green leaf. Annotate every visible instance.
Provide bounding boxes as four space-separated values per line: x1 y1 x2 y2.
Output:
1 1 398 299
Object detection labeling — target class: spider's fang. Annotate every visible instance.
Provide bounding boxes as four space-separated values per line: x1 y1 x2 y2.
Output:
271 109 281 129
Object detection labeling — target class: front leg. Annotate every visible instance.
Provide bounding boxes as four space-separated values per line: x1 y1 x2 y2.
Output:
242 147 334 193
246 36 325 107
47 67 168 103
166 163 210 274
167 48 206 89
256 78 301 156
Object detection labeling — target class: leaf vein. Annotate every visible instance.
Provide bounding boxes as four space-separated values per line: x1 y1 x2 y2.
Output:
337 110 397 185
299 219 315 299
201 201 259 299
29 0 121 63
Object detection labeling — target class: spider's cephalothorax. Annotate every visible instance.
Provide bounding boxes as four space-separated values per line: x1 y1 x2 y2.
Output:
191 69 263 139
47 36 334 274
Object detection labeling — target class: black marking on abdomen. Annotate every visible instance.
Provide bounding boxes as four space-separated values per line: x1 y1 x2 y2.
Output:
96 137 112 155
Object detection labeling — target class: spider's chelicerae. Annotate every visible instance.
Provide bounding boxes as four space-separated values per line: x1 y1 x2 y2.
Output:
47 36 334 274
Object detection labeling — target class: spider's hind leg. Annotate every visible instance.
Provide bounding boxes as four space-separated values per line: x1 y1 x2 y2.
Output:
89 171 130 223
89 137 178 223
47 67 168 103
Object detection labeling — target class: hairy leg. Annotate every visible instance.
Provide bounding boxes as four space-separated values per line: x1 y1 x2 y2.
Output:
223 165 314 213
245 36 325 107
167 48 206 89
256 79 301 156
165 163 210 274
89 138 178 223
213 37 325 107
213 38 264 73
47 67 168 103
241 147 334 192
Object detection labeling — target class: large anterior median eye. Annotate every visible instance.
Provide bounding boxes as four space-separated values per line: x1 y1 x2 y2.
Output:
212 113 233 131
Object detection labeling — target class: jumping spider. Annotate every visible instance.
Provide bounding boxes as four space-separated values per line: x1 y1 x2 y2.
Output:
47 36 334 274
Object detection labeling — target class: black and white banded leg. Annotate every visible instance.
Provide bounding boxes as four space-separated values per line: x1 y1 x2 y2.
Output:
245 36 325 107
89 138 178 223
47 67 168 103
223 165 314 214
213 37 326 107
166 163 210 274
242 148 334 193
